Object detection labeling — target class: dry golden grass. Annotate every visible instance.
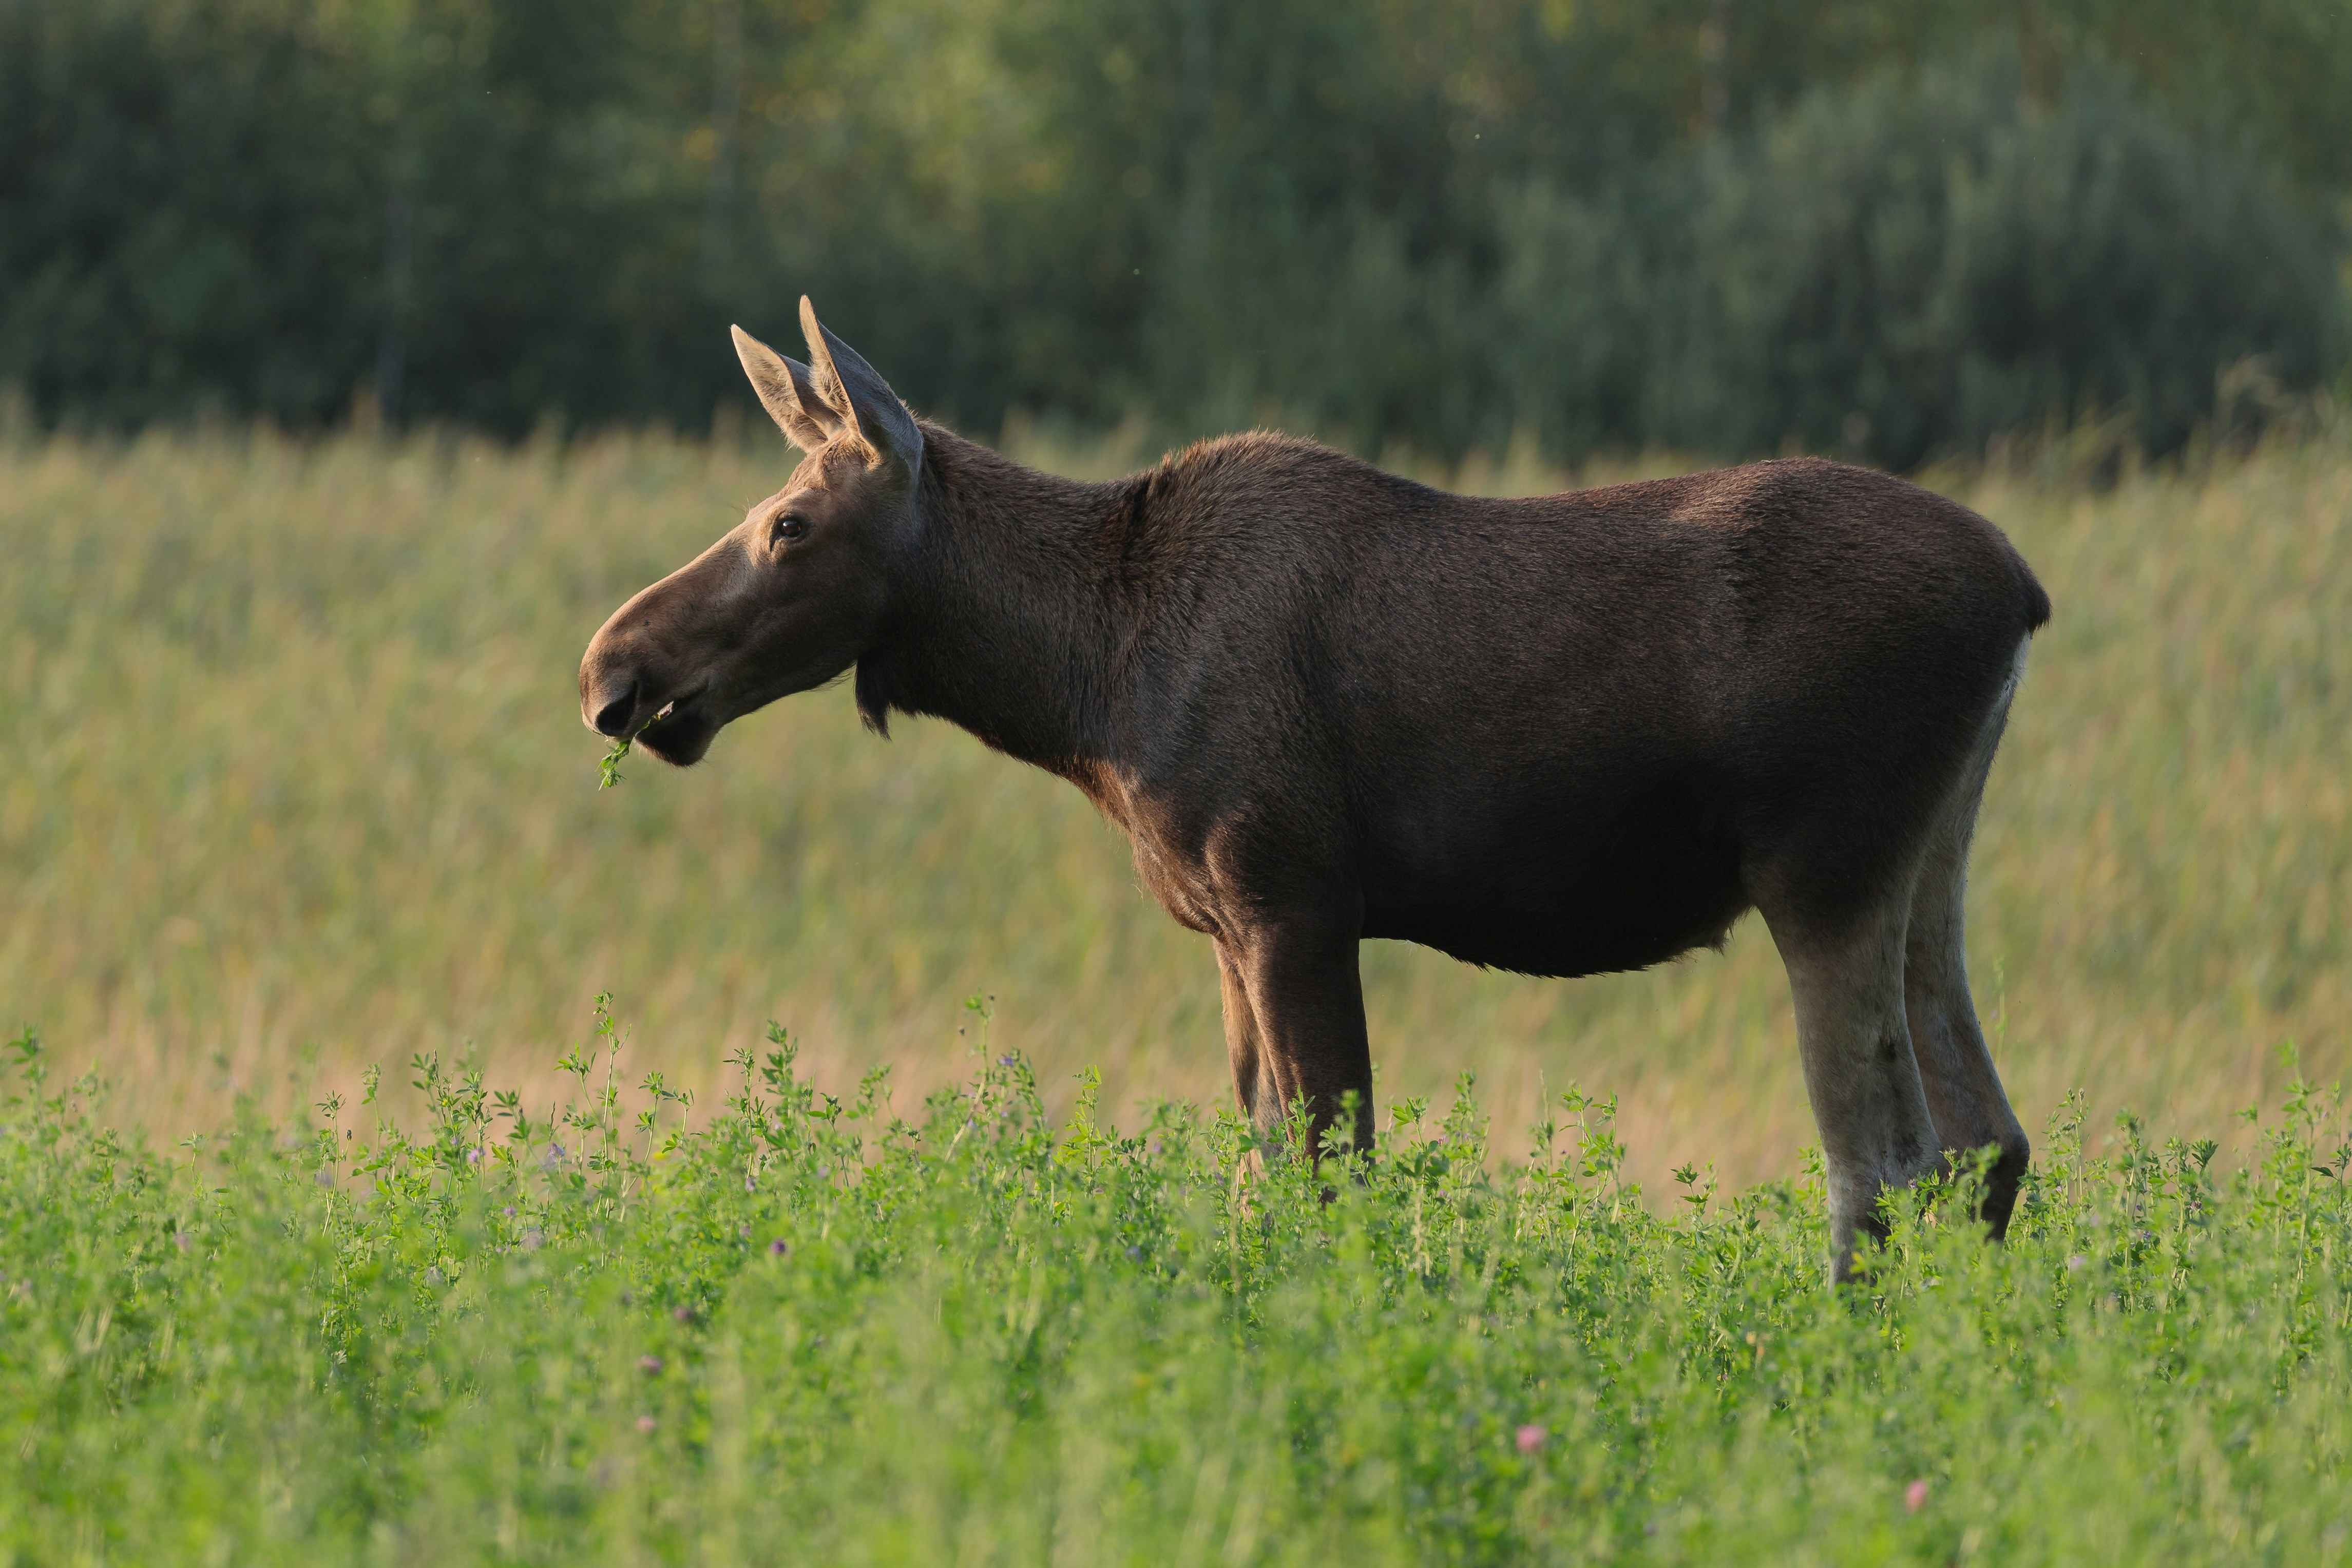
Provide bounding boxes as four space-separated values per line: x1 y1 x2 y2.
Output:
4 419 2346 1190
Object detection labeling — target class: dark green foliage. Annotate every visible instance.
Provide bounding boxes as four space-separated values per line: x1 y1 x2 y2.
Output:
2 1 2347 463
5 1013 2351 1561
0 0 380 426
1654 51 2347 467
0 0 700 431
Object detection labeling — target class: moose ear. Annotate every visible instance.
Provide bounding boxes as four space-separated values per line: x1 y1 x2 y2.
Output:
797 296 923 479
731 324 838 452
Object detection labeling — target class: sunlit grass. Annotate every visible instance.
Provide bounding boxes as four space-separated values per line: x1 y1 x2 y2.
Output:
2 419 2347 1189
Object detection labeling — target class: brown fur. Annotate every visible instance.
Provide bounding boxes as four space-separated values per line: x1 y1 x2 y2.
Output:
582 303 2050 1278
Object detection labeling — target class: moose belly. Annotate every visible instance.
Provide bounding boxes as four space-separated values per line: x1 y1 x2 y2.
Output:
1356 776 1749 979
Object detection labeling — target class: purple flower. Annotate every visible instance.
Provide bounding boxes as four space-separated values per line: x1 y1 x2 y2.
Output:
1515 1424 1548 1455
639 1354 663 1374
768 1238 790 1257
672 1304 696 1324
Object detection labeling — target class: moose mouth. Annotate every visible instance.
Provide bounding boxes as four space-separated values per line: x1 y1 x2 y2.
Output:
633 690 722 766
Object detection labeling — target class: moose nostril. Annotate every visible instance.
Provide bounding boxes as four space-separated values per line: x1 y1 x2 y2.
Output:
590 681 638 738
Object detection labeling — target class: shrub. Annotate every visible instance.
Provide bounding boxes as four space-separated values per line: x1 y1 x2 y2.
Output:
1648 48 2347 467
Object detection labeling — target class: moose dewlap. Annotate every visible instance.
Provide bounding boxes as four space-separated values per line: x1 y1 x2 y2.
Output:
578 297 2051 1281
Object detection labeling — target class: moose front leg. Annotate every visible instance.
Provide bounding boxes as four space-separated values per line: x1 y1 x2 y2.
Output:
1217 914 1374 1157
1215 943 1268 1129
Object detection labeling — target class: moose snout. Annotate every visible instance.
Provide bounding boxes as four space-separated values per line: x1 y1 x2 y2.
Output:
579 623 723 765
584 673 639 738
579 624 652 737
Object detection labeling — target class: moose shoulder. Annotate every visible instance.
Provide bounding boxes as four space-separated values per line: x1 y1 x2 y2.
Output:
580 300 2051 1281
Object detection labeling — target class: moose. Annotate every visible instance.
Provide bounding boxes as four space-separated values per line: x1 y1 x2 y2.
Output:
579 299 2050 1279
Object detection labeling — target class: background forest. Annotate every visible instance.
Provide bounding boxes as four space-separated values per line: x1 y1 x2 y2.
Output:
5 0 2350 467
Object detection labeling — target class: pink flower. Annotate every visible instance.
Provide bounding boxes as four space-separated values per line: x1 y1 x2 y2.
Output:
636 1415 658 1435
1904 1479 1929 1513
1515 1424 1548 1455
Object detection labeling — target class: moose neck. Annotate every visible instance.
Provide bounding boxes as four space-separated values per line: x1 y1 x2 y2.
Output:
856 423 1141 778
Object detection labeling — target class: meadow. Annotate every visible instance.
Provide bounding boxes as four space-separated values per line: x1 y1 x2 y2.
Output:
5 416 2351 1559
3 415 2346 1188
3 1017 2349 1562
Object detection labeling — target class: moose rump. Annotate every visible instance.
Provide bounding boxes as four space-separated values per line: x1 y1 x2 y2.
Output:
579 300 2051 1283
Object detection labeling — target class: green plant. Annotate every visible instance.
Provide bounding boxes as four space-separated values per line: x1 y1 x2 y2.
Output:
597 717 657 790
3 1006 2349 1562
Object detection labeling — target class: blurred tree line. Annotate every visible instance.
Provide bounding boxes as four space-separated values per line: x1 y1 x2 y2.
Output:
3 0 2347 466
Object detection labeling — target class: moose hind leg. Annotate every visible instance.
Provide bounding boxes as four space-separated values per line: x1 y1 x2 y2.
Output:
1904 674 2031 1234
1766 893 1943 1283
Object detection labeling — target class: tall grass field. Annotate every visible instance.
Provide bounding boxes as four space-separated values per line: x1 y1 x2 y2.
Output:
2 419 2349 1557
4 422 2346 1179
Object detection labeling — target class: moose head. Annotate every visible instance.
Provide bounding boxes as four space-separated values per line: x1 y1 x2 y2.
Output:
577 298 923 764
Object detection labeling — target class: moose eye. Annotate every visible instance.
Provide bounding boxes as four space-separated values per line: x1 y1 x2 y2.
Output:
769 512 809 547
